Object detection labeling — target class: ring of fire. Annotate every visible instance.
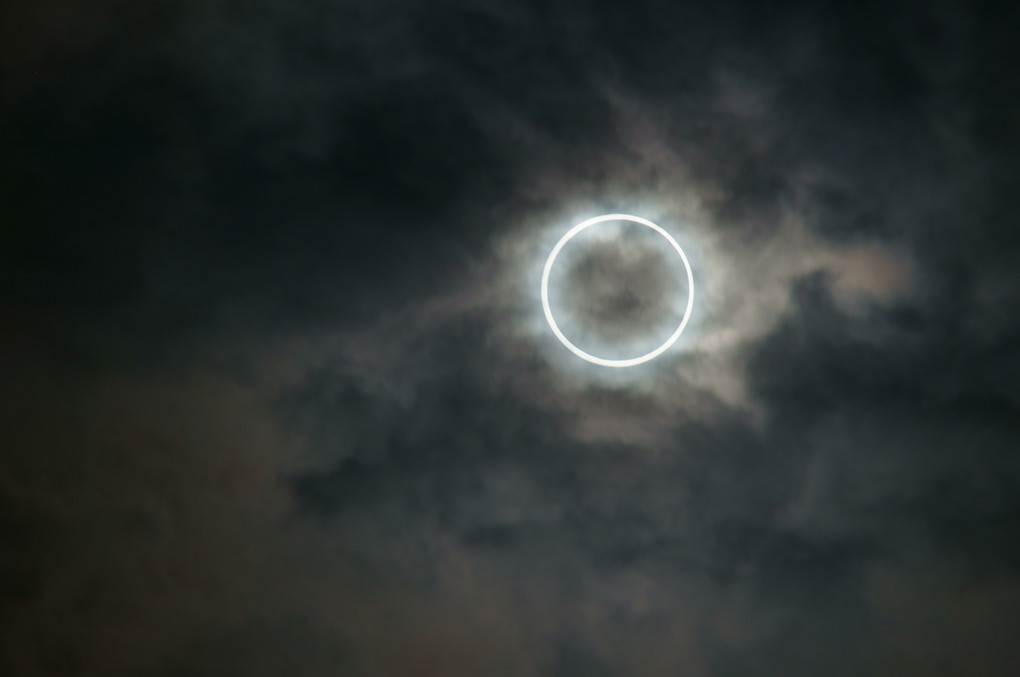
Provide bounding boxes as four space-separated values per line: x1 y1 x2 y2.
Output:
541 214 694 368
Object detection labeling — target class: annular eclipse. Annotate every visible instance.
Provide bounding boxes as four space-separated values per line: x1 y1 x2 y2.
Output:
541 214 694 368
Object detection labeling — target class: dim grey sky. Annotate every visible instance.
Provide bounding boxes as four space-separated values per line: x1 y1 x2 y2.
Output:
2 1 1019 675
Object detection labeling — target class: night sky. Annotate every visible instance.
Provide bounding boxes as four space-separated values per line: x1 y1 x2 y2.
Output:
3 1 1020 675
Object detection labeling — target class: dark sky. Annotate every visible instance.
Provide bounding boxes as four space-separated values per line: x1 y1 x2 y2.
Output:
2 1 1020 675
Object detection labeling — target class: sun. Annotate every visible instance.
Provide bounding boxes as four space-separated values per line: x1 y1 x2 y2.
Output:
541 214 694 367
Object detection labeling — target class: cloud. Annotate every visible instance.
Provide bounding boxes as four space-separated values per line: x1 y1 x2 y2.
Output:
0 337 299 675
2 0 1019 675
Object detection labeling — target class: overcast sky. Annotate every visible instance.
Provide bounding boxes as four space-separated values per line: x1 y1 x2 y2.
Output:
2 1 1020 675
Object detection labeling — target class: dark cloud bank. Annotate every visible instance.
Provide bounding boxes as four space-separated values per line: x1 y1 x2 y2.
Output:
2 1 1020 675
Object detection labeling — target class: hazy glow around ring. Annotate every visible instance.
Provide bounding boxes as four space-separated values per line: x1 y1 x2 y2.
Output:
541 214 694 368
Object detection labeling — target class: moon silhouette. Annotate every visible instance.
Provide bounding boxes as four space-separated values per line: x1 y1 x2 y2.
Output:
541 214 694 367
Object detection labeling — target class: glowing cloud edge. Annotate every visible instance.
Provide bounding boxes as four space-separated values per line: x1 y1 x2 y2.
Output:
541 213 695 368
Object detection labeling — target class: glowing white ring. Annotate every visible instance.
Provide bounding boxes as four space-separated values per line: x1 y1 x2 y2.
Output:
541 214 694 368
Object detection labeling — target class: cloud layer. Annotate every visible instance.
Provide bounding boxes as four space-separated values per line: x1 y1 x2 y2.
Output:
2 0 1019 675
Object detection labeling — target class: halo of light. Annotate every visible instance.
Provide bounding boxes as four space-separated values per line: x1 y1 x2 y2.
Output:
541 214 694 368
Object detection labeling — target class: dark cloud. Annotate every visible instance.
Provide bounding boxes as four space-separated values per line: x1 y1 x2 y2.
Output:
2 0 1020 675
